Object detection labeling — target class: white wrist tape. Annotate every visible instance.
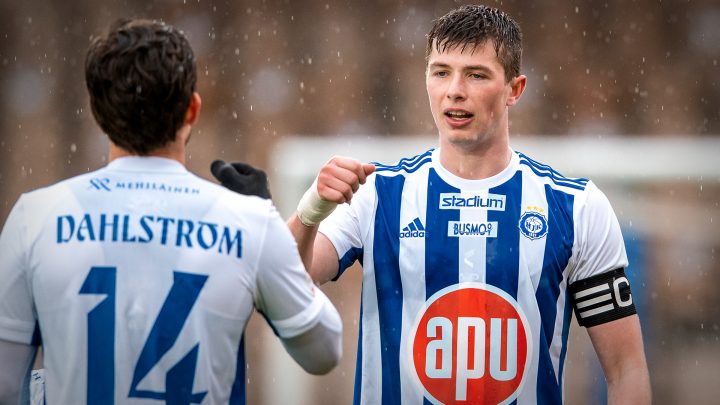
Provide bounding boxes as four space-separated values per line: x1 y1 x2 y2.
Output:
296 178 338 226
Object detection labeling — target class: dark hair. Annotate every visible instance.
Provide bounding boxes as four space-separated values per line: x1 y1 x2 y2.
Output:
85 19 197 155
426 4 522 82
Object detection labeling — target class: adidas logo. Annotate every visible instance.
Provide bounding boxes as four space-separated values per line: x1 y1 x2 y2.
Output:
400 217 426 238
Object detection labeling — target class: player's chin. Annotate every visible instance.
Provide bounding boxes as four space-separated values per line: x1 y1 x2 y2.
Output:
442 128 479 143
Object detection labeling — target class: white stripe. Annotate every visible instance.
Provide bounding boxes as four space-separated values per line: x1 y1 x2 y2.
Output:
360 231 382 405
549 276 569 385
573 283 609 299
516 170 548 405
575 293 612 309
579 303 615 318
399 169 428 405
458 194 488 284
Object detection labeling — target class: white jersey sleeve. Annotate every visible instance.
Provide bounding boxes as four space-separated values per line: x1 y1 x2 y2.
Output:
253 205 335 338
568 181 629 284
0 195 36 345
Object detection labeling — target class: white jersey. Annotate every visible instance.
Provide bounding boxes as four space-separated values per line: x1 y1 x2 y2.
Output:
319 148 629 405
0 157 325 405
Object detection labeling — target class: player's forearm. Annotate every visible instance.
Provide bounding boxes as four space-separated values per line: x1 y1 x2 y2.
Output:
287 214 339 284
607 363 651 405
287 213 319 271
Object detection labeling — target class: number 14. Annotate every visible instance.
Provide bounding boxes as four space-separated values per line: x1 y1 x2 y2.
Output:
79 266 208 404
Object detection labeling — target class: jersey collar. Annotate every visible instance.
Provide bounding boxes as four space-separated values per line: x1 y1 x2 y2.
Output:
106 156 188 174
431 148 519 189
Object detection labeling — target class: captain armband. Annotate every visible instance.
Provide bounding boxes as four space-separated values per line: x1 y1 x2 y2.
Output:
568 268 637 328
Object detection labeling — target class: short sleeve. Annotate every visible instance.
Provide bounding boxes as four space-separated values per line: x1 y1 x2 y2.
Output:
253 205 325 339
0 196 37 344
318 174 376 279
568 182 628 284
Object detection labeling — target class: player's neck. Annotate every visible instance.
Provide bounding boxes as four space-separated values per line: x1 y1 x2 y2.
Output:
108 125 191 165
438 137 511 180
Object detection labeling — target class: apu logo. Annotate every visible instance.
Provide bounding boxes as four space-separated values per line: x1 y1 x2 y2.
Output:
518 207 548 240
410 283 531 404
400 217 426 238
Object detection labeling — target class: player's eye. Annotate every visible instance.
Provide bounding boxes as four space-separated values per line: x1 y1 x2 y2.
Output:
433 70 449 78
469 73 486 79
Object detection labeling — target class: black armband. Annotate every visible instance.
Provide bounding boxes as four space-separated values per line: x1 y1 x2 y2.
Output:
568 268 637 327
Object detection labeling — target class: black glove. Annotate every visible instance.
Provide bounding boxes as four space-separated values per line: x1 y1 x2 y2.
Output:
211 160 272 199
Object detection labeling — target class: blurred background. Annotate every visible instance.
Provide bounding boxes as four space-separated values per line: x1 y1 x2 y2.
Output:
1 0 718 403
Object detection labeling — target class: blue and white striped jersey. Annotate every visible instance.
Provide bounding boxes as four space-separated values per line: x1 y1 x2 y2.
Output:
319 148 628 405
0 157 326 405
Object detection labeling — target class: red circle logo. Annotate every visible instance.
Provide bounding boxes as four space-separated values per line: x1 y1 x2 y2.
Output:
410 283 531 404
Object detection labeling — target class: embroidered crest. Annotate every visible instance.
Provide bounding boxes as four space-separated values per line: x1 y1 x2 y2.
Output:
518 207 548 240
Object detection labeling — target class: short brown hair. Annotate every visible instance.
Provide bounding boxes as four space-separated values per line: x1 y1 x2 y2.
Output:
426 4 522 82
85 19 197 155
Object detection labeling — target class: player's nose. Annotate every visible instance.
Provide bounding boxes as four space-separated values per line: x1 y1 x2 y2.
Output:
446 74 467 101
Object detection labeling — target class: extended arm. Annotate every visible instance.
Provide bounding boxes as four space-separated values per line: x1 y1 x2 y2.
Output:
255 204 345 374
287 157 375 284
588 315 651 404
209 157 374 285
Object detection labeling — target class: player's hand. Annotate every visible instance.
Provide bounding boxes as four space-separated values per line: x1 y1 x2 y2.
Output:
296 156 375 226
211 160 272 199
316 157 375 204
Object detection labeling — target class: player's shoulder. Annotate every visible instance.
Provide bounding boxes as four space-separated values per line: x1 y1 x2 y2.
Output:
18 171 97 211
371 148 434 177
515 150 590 194
202 177 274 217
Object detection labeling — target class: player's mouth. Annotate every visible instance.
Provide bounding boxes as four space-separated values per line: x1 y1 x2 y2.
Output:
444 108 474 127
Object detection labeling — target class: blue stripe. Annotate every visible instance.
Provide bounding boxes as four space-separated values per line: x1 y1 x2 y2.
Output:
334 246 364 281
229 335 246 405
425 168 460 299
486 171 523 299
535 185 575 403
353 300 364 405
518 160 587 191
372 174 405 405
375 157 432 173
31 321 42 346
373 149 433 171
519 155 588 185
517 152 588 186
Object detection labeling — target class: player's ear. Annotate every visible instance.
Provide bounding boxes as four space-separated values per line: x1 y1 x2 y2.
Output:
506 75 526 106
184 92 202 125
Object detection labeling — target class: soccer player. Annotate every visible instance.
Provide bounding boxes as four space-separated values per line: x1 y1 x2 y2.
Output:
0 18 342 404
217 4 651 405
